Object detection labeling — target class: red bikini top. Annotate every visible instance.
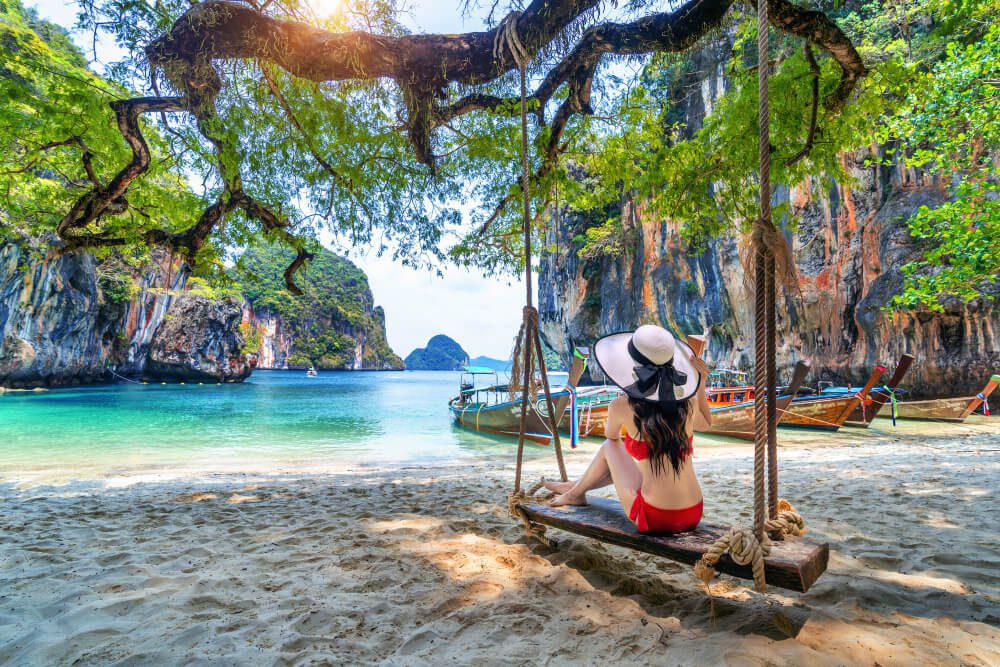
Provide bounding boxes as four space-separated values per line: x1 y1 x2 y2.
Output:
623 432 693 461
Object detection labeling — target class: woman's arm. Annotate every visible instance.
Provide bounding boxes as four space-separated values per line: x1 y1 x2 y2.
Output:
604 396 629 441
690 356 712 429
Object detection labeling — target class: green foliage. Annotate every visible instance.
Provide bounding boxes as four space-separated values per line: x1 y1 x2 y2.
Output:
2 0 996 313
95 260 137 304
552 0 997 309
237 243 402 369
0 0 201 255
239 321 262 356
884 24 1000 308
404 335 468 370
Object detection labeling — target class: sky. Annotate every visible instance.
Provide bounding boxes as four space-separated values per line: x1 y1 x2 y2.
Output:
26 0 525 360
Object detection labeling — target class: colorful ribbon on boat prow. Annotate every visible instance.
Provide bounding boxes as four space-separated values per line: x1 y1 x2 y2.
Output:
569 386 579 448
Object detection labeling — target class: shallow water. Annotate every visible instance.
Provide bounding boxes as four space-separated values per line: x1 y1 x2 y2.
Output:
0 370 552 485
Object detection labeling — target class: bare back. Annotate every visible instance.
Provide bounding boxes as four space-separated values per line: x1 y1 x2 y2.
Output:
605 396 703 510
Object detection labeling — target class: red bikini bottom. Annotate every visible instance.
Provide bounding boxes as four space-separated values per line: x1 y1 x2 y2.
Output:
628 490 703 534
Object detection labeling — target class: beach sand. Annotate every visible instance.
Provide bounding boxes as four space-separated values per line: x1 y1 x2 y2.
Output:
1 417 998 664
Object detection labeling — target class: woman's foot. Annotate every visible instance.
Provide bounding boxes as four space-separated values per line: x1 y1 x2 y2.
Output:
542 478 575 494
550 491 587 507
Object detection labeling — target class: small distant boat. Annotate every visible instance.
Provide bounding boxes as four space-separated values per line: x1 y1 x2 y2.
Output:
449 355 587 444
306 367 318 377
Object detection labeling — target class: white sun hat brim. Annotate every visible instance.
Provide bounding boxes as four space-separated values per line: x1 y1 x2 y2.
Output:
592 331 701 403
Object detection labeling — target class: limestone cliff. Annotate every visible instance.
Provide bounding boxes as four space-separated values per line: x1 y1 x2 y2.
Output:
148 295 252 382
538 40 999 404
0 241 250 386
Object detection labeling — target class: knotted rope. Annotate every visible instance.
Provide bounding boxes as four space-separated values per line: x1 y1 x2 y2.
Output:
508 480 551 547
493 11 530 71
693 499 806 595
694 526 770 593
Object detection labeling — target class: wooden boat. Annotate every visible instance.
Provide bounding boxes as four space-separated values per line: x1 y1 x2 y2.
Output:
780 365 885 431
562 386 621 438
697 361 811 440
891 374 999 422
449 355 587 444
706 369 755 407
825 355 914 427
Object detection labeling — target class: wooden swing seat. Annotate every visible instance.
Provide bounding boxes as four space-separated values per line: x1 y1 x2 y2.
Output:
516 496 828 592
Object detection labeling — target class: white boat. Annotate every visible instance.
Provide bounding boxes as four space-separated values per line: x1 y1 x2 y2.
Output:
306 367 318 377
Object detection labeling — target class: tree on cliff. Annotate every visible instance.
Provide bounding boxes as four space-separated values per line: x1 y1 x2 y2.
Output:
2 0 866 291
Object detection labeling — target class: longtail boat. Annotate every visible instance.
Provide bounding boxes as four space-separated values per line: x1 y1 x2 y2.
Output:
822 354 915 427
449 354 587 444
706 369 755 407
561 385 621 438
780 365 885 431
697 361 811 440
890 374 999 422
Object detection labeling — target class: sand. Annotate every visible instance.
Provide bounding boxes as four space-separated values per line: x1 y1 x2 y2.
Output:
1 416 998 665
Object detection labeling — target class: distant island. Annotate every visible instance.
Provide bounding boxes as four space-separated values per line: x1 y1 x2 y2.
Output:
404 335 514 371
405 335 469 370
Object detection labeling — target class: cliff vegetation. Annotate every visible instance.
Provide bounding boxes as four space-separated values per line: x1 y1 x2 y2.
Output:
239 244 402 370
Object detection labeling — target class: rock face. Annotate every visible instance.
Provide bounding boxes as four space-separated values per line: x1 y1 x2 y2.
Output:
0 241 250 386
405 335 469 370
148 295 253 382
538 40 1000 405
0 243 117 386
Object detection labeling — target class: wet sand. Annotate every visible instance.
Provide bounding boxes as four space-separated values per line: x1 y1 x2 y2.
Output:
1 416 998 664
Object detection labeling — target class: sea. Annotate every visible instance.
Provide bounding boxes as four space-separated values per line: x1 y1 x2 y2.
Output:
0 370 560 486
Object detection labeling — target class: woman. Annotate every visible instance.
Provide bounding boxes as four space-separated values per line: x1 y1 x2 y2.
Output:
545 325 712 533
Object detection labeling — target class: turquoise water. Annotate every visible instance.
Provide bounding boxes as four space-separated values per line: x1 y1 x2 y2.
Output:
0 370 549 484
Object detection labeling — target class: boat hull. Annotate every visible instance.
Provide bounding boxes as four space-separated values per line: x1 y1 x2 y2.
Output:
891 396 978 422
780 396 858 431
450 395 564 444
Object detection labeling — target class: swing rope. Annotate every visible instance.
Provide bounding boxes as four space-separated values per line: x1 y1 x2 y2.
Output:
694 0 807 595
499 11 567 534
500 4 808 593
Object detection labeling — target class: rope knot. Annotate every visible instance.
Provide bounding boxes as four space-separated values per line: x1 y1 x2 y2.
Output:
694 526 771 594
493 11 530 71
507 489 550 547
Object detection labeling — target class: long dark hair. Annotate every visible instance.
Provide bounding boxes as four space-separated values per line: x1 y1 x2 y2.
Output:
628 397 692 476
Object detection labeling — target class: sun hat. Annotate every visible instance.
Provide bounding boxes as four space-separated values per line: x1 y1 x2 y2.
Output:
592 325 701 404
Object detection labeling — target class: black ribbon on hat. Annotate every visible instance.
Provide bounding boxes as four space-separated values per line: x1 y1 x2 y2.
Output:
625 339 687 404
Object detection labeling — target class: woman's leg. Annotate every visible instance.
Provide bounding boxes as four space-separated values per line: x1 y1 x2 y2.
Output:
546 445 610 502
551 440 641 510
542 470 611 494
